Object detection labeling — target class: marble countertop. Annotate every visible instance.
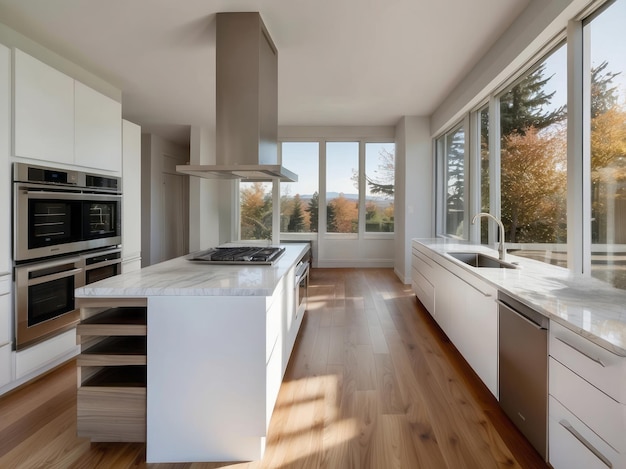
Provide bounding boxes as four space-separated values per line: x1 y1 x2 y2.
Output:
76 243 310 298
414 238 626 356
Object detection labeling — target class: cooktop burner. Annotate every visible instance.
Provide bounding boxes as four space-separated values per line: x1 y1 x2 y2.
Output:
189 246 286 265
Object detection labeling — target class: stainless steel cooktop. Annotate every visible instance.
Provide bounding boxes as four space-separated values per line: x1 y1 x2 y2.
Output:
188 246 285 265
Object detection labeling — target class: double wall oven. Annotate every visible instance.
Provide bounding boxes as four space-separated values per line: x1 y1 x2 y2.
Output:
13 163 122 350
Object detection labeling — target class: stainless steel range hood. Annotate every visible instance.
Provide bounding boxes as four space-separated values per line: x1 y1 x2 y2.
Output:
177 12 297 183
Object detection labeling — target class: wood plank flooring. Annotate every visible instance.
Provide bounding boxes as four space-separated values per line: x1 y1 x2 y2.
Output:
0 268 548 468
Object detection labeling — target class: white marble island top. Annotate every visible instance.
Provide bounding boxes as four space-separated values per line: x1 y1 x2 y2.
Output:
76 243 310 298
414 238 626 356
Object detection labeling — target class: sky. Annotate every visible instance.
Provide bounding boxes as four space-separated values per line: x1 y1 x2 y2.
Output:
280 141 395 197
543 0 626 110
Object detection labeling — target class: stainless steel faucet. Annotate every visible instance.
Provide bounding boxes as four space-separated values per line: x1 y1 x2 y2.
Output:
471 212 506 260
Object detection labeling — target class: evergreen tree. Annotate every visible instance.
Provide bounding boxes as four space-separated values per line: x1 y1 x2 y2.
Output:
500 63 566 135
287 195 305 232
306 191 319 232
591 61 622 119
326 201 336 232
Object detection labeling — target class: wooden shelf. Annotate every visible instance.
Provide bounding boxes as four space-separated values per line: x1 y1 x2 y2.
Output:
76 301 148 443
81 365 146 388
78 336 146 367
77 307 146 336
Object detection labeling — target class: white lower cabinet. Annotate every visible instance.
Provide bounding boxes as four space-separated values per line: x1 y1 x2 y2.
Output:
549 321 626 468
15 329 79 380
411 242 498 397
549 396 622 469
0 342 11 388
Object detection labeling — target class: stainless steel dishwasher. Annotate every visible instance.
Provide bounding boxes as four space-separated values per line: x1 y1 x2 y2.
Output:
498 291 549 460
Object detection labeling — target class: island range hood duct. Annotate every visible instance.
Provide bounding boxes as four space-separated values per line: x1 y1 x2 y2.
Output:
177 12 297 183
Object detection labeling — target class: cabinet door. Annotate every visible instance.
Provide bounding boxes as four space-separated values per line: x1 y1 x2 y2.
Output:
75 81 122 172
14 49 74 164
122 120 142 261
0 44 10 275
457 281 498 397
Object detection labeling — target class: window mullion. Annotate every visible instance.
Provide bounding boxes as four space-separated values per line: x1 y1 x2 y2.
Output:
489 95 501 247
567 19 588 274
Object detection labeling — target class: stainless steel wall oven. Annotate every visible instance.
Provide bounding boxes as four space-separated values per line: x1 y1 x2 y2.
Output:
13 163 123 350
13 163 121 262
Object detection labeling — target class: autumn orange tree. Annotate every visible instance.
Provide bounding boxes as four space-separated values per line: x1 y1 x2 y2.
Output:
327 194 358 233
240 182 272 239
500 125 567 243
589 62 626 243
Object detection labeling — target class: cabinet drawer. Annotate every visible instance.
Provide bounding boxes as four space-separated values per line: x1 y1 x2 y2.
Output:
77 386 146 442
549 396 621 469
412 266 434 314
0 292 10 346
550 357 624 452
0 342 12 388
412 249 435 277
550 321 626 403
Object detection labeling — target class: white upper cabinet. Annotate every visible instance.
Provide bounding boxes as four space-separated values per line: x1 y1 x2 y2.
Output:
0 44 11 275
13 49 121 173
75 81 121 172
13 48 74 164
122 119 141 264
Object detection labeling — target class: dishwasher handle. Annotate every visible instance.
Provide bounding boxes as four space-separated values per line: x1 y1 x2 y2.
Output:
496 299 548 330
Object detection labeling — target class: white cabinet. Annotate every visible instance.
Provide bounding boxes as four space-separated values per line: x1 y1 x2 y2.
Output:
121 119 142 270
411 248 435 315
0 276 12 388
13 49 74 164
13 48 121 173
0 44 10 275
411 242 498 397
549 321 626 468
75 81 122 172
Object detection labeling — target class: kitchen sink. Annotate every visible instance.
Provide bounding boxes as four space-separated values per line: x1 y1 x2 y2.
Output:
447 252 519 269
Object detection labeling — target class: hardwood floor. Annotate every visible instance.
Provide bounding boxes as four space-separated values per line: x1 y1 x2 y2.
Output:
0 268 548 468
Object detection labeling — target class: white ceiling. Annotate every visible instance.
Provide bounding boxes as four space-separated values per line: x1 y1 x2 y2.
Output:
0 0 532 146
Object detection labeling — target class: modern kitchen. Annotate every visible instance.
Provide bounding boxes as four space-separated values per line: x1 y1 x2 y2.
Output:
0 0 626 468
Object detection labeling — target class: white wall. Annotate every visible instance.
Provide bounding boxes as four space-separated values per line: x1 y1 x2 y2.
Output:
141 133 190 266
430 0 589 136
394 117 432 283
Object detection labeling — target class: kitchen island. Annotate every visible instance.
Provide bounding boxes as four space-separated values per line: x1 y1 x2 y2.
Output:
74 243 311 463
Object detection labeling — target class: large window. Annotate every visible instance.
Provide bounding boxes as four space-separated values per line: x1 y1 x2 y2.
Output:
498 44 568 265
326 142 359 234
438 124 466 238
365 143 395 233
280 142 319 233
585 0 626 288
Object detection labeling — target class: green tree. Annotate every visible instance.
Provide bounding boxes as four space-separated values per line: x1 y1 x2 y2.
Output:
287 195 305 232
500 63 566 136
591 61 621 119
306 191 319 232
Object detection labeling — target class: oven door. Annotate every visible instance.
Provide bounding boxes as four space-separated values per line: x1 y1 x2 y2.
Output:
15 183 84 261
15 255 83 350
14 183 122 261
